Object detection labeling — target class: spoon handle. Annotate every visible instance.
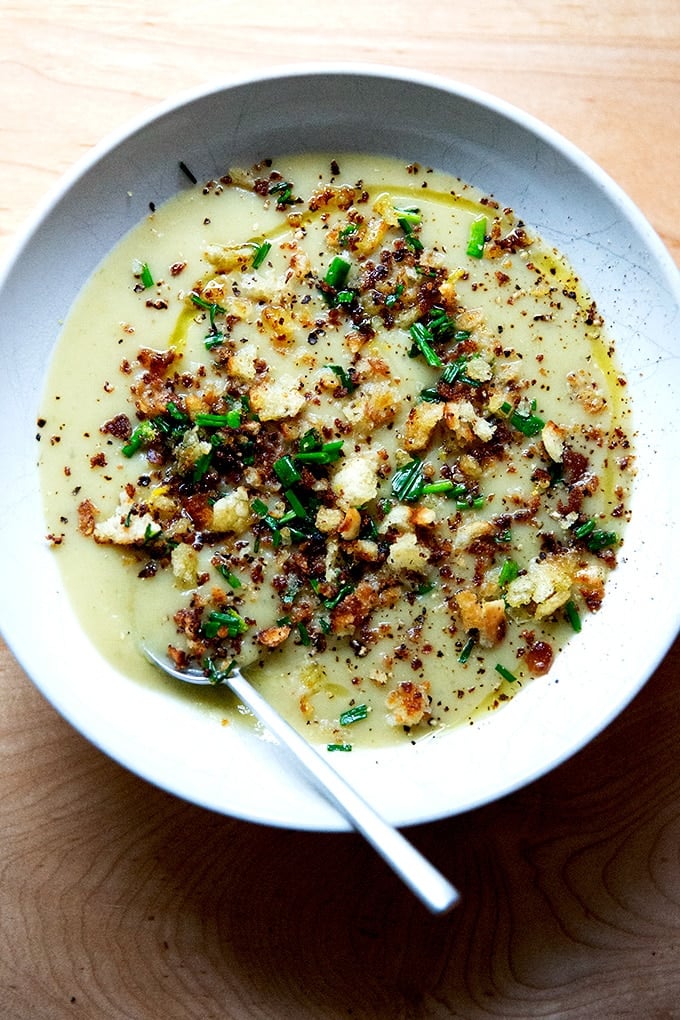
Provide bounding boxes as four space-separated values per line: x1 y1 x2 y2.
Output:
227 665 460 915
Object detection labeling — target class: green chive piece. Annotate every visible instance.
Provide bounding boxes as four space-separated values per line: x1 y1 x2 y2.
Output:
190 292 227 317
297 428 324 453
143 522 162 543
495 663 517 683
409 322 443 367
586 529 619 552
204 333 225 350
284 489 307 518
192 450 213 482
326 364 357 392
294 440 344 465
251 240 272 269
385 283 404 308
391 458 425 502
268 180 295 205
165 401 189 424
398 213 424 252
421 479 455 496
565 599 582 632
202 657 236 685
498 559 519 587
573 519 596 539
273 455 302 487
338 223 358 246
501 400 545 437
327 743 352 752
121 419 156 457
140 262 154 289
216 563 242 589
202 609 249 639
297 622 311 646
466 216 487 258
459 635 476 664
324 255 351 290
339 704 369 727
394 206 421 225
323 584 355 611
195 412 240 428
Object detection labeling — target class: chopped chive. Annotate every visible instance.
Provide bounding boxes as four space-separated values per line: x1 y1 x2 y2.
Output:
190 292 227 319
273 455 302 487
284 489 307 518
324 255 351 290
426 306 459 340
398 214 424 252
202 608 249 639
409 322 443 367
327 743 352 752
192 450 213 481
202 657 237 685
294 440 344 465
500 400 545 437
121 419 156 457
143 522 162 543
339 704 369 726
204 333 225 350
586 529 619 552
573 519 596 539
326 364 357 392
495 663 517 683
251 239 271 269
391 458 425 502
297 622 311 646
252 498 282 533
458 635 476 664
421 479 455 495
466 215 487 258
195 411 241 428
394 206 421 225
268 180 295 205
251 497 269 516
338 223 358 246
323 584 355 611
298 428 322 453
165 401 189 423
385 282 404 308
565 599 582 632
140 262 154 289
498 558 519 586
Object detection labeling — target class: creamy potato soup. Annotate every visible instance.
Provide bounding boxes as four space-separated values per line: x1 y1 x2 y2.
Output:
39 153 634 749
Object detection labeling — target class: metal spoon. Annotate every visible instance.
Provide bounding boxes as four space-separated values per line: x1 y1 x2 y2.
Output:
145 648 460 915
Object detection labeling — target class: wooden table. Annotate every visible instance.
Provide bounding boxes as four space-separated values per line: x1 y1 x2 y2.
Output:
2 2 679 1016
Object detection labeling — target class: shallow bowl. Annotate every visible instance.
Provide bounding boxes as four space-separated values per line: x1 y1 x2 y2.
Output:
1 66 679 830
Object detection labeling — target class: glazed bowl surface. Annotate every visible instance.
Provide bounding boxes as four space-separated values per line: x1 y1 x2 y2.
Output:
1 65 678 830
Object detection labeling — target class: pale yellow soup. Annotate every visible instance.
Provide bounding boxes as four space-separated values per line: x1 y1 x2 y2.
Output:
39 153 634 749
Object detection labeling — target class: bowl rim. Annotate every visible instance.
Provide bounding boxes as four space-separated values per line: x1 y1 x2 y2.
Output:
2 62 680 831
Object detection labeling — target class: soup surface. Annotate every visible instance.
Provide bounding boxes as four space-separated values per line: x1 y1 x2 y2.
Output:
39 153 634 748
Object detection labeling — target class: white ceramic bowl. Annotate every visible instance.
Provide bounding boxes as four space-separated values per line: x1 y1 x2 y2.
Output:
1 66 679 831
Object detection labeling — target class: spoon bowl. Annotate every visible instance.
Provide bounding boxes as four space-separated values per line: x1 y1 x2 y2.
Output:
144 648 460 915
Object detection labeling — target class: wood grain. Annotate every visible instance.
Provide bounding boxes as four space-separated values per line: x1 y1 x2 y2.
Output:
1 2 679 1016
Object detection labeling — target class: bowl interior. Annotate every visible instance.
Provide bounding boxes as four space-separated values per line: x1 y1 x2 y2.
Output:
1 66 679 830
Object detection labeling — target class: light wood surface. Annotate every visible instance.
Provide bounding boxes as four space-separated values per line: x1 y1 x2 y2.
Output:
1 2 679 1016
